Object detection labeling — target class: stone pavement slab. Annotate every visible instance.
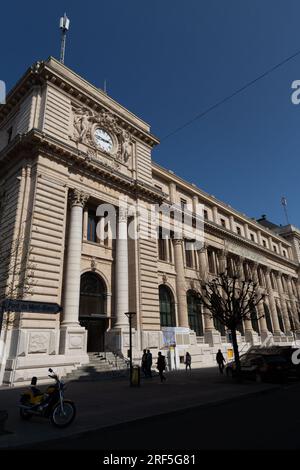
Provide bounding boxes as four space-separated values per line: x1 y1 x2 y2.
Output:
0 367 278 449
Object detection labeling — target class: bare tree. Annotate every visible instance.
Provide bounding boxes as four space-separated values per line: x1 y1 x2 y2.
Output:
197 271 265 377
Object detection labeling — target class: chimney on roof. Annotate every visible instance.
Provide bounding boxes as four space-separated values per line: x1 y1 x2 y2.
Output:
261 214 266 220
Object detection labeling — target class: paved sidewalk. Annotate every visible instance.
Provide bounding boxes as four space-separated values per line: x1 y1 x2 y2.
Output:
0 367 278 449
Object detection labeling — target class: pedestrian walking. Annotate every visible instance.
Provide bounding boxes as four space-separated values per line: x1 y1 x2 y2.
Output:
185 352 192 371
156 352 166 382
146 349 153 378
216 349 226 374
141 349 148 377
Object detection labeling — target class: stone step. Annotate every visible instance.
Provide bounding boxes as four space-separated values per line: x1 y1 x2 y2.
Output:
63 351 129 382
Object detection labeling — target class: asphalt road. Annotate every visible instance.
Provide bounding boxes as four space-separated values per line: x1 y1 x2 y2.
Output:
23 382 300 450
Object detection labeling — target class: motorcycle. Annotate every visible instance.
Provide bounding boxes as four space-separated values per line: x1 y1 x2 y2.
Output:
19 368 76 428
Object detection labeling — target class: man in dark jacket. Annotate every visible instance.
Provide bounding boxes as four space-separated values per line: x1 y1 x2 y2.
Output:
216 349 226 374
141 349 148 377
146 349 153 377
156 352 167 382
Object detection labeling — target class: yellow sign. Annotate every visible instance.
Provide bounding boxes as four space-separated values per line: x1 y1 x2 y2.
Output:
227 348 234 360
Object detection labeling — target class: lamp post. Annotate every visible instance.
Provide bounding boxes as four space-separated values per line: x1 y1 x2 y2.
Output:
125 312 136 386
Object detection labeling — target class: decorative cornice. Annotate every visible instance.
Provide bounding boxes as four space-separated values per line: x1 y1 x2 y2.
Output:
204 219 298 270
0 129 164 204
0 58 160 148
152 162 294 247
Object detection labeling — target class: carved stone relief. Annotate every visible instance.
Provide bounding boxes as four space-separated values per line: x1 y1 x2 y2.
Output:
72 106 133 170
28 332 50 354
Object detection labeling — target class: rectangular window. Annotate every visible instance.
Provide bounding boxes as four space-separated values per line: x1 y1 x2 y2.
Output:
185 240 193 268
203 209 208 220
250 233 255 242
207 249 215 273
273 245 277 253
180 198 187 211
87 210 98 242
158 227 167 261
283 249 287 257
236 226 241 235
220 218 226 228
262 240 267 248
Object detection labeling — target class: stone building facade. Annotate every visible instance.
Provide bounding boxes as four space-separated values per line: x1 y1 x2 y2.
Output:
0 57 299 385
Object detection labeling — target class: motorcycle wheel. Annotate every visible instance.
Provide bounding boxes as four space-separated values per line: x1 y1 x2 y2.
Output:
20 408 33 420
50 401 76 428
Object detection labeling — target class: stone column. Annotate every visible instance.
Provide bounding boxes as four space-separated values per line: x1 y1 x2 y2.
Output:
192 195 199 214
297 269 300 301
229 215 235 232
83 207 88 241
276 272 291 333
212 206 218 224
265 268 281 336
203 305 221 347
173 239 189 328
268 237 273 251
107 219 113 249
257 230 263 246
237 256 245 280
60 189 89 359
251 263 269 341
198 244 208 281
114 207 129 328
198 245 221 345
244 223 250 240
287 276 300 330
236 257 252 342
169 182 177 204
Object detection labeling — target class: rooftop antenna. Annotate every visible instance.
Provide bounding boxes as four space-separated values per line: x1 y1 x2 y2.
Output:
281 196 290 225
59 13 70 64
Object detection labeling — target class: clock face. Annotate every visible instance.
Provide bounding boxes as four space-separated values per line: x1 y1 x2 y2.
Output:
94 128 113 152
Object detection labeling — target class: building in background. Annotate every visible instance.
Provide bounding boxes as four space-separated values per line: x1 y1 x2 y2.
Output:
0 58 299 385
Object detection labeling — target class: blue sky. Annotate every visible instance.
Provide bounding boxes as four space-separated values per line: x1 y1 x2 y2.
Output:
2 0 300 226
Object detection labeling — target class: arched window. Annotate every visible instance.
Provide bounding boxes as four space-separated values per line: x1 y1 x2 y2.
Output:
159 285 176 327
237 319 245 336
187 290 203 336
213 316 226 336
79 272 106 316
210 292 226 335
276 305 285 333
250 303 260 334
264 303 273 333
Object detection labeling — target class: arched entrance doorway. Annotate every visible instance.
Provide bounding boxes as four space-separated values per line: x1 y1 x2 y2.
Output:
187 290 203 336
79 272 108 352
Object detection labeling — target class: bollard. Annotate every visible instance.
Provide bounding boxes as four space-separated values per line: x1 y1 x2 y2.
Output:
131 365 141 387
0 410 8 435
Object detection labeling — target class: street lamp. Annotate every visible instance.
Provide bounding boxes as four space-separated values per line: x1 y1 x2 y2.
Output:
125 312 136 386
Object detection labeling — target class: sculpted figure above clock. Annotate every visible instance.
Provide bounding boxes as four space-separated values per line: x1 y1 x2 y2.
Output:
72 105 133 166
